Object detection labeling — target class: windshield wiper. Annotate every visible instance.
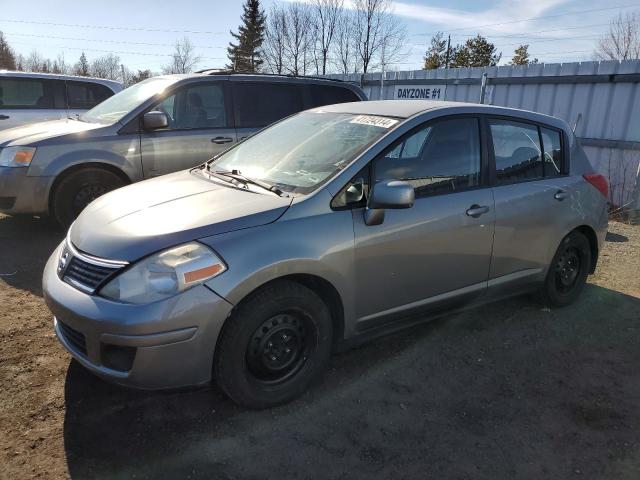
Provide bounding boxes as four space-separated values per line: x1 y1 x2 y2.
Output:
208 168 288 197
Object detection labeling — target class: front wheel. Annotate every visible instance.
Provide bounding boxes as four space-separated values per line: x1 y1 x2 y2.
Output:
214 280 333 409
539 231 591 307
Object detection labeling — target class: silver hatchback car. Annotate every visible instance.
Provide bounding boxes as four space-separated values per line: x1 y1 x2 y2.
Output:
43 101 609 408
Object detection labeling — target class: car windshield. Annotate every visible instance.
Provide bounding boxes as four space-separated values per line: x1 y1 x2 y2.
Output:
210 111 398 193
80 77 178 124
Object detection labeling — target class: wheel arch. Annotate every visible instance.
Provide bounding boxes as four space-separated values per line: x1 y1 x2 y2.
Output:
573 224 599 274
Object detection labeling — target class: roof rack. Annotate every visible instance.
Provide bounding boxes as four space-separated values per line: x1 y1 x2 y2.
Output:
194 69 344 83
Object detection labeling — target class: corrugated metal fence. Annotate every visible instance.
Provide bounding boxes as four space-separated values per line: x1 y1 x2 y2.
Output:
326 60 640 209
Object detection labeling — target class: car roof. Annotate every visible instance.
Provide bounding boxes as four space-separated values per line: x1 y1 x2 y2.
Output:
316 100 569 130
0 70 122 90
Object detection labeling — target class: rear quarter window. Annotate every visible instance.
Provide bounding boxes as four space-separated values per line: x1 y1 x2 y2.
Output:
308 84 361 108
67 81 114 109
232 81 304 129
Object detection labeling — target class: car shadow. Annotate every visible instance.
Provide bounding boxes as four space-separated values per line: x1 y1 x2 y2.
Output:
605 231 629 243
0 214 64 296
63 286 640 479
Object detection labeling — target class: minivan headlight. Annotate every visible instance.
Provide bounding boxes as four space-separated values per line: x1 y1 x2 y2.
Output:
0 147 36 167
100 242 226 304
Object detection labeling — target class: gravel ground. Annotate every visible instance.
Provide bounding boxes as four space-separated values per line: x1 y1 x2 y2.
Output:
0 215 639 480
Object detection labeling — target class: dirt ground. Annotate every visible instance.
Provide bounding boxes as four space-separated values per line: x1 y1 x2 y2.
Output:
0 214 639 480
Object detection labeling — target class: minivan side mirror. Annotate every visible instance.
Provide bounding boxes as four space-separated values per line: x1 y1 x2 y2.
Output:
143 111 168 130
364 180 415 226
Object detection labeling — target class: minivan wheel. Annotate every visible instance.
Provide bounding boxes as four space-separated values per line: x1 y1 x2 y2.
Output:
52 168 125 228
214 280 333 409
539 231 591 307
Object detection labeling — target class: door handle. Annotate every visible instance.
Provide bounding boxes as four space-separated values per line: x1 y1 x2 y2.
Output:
212 136 233 144
466 204 490 218
554 190 569 201
0 115 9 120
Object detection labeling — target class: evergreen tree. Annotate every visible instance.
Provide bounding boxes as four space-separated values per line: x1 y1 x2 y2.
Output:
74 52 90 76
227 0 266 72
451 35 501 67
0 32 17 70
511 44 538 65
423 32 447 70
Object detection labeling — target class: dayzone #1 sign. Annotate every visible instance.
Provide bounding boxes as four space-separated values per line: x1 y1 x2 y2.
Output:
394 85 446 100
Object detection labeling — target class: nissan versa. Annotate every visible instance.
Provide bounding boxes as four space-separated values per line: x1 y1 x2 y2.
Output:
43 101 609 409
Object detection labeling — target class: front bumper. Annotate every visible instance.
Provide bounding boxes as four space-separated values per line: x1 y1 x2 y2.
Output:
43 243 235 389
0 166 53 215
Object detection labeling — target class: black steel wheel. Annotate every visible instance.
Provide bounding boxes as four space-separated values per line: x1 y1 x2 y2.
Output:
540 230 591 307
214 280 333 409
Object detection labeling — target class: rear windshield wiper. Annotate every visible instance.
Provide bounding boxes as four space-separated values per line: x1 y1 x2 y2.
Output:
208 168 288 197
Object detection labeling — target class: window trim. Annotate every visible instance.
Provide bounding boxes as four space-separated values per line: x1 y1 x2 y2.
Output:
483 114 569 187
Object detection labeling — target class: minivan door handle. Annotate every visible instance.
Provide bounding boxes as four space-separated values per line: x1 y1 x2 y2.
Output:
466 204 490 218
0 115 9 120
554 190 569 201
212 136 233 144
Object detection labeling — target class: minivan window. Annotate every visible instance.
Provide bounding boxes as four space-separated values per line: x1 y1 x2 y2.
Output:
67 81 113 109
233 81 303 128
153 83 227 130
375 117 481 197
308 84 360 107
81 77 177 124
541 127 564 177
490 119 543 184
212 112 394 193
0 78 57 109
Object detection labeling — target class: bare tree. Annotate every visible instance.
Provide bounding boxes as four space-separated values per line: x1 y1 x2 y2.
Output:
377 9 407 74
162 37 201 74
353 0 406 74
595 11 640 61
25 50 45 72
282 2 314 76
52 53 70 74
312 0 343 75
332 8 359 74
263 4 288 74
90 53 121 80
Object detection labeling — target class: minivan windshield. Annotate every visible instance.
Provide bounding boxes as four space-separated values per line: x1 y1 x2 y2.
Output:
80 77 178 124
210 111 398 193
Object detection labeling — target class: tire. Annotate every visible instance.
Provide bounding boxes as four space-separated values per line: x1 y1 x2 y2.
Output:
539 230 591 307
52 168 125 228
214 280 333 409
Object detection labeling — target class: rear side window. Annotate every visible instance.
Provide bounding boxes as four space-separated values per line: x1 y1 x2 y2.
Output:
375 117 481 197
233 81 303 128
0 77 63 109
489 120 543 184
308 84 360 107
67 81 113 109
541 127 564 177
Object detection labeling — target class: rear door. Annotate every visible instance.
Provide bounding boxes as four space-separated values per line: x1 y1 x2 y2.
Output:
351 116 495 329
0 77 66 129
140 80 235 178
231 80 305 141
487 117 574 288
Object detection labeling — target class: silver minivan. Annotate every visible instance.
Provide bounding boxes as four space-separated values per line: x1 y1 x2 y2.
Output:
0 72 365 226
0 71 121 130
43 101 609 409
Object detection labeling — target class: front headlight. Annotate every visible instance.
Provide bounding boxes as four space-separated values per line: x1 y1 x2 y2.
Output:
100 242 226 304
0 146 36 167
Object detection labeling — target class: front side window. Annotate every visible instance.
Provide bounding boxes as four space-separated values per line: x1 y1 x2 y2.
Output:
0 78 57 109
152 83 227 130
490 119 543 184
211 112 395 193
541 127 564 177
375 117 481 197
233 82 303 128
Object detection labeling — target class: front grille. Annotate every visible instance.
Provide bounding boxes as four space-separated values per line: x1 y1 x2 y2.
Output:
58 320 87 357
63 256 118 292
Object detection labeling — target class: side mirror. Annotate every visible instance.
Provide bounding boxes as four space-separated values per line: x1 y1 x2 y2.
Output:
364 180 414 226
345 177 365 204
143 111 168 130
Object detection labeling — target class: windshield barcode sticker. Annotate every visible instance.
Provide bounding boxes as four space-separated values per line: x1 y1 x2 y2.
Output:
349 115 398 129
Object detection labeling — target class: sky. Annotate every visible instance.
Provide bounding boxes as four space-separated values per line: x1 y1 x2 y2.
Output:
0 0 638 74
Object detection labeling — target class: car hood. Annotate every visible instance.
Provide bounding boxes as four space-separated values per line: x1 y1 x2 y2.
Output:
0 119 105 147
70 170 293 261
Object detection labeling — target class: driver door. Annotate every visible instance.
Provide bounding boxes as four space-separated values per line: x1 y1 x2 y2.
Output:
140 80 236 178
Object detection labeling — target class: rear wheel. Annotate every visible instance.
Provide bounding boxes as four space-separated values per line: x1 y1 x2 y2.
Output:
214 280 333 409
52 168 125 228
539 231 591 307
